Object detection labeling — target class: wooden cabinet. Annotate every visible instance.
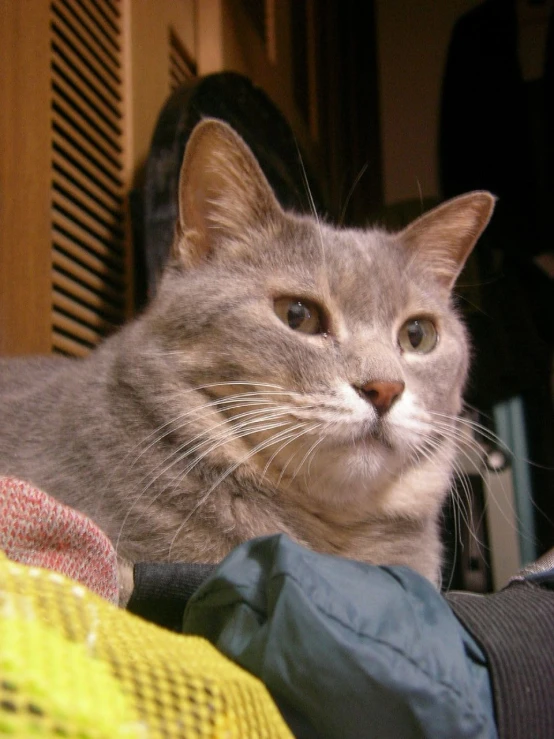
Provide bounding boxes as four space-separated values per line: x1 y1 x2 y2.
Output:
0 0 380 357
0 0 197 356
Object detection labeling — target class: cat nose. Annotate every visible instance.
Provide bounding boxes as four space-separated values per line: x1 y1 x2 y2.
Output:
356 380 405 416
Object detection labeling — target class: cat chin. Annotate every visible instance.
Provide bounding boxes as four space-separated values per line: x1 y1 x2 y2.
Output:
300 461 450 523
295 441 402 509
289 428 453 522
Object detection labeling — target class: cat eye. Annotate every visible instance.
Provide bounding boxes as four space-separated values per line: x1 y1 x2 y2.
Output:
274 297 325 335
398 318 438 354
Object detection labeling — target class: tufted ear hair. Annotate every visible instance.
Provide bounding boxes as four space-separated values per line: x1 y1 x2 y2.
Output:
172 118 282 268
398 192 496 291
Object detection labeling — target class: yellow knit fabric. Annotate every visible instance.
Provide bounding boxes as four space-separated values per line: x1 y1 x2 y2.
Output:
0 552 292 738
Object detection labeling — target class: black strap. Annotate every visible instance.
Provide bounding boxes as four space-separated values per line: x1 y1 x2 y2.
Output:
447 581 554 739
127 562 216 632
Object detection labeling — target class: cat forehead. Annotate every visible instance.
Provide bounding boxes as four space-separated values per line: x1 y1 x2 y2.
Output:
265 218 413 304
264 216 401 272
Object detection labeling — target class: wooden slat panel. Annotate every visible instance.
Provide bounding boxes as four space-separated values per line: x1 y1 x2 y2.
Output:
52 58 122 148
53 250 123 303
170 28 196 73
52 84 122 165
77 0 121 53
52 129 123 197
52 227 124 286
170 51 193 81
51 49 122 133
52 108 122 185
67 0 120 62
56 0 121 79
172 48 195 77
52 148 121 217
118 0 133 318
49 0 128 357
53 309 101 346
51 5 121 94
52 190 124 255
53 289 117 334
87 0 120 36
103 0 121 23
169 29 196 92
51 24 120 111
53 167 122 229
52 269 124 320
170 73 183 92
52 330 93 357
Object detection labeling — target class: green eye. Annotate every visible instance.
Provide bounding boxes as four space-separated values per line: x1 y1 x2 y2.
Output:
274 297 324 335
398 318 438 353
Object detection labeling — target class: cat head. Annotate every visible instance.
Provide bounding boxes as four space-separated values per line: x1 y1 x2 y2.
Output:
150 119 494 521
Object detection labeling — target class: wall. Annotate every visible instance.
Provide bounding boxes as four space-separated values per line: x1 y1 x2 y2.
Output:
375 0 482 205
129 0 196 181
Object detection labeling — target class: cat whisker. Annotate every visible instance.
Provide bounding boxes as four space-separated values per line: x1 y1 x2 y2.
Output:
130 404 280 486
411 420 537 561
129 397 287 468
295 141 327 275
114 409 304 555
407 417 493 488
171 403 304 473
158 402 314 484
288 427 327 486
404 432 485 589
339 162 368 226
115 416 296 556
99 389 297 504
428 411 515 460
417 419 521 528
449 456 485 551
167 417 297 494
260 422 324 489
305 425 329 479
415 416 496 463
403 436 459 590
440 413 554 530
444 454 493 588
269 423 326 488
397 423 478 521
166 421 314 559
124 389 306 475
258 424 317 486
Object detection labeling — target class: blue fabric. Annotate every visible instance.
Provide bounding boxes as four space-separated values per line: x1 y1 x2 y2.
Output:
182 534 497 739
524 568 554 588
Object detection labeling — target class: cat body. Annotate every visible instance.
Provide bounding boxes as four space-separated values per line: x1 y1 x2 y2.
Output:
0 120 494 584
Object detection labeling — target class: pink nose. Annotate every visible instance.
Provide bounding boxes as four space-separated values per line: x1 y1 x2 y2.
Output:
357 380 405 416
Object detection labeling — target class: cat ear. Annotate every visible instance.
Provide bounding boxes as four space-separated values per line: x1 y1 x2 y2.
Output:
173 118 281 267
398 192 495 291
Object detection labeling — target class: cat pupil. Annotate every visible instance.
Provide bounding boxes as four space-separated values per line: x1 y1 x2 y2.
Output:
288 302 310 329
407 321 424 347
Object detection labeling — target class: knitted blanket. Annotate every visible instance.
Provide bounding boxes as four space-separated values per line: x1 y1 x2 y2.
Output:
0 476 119 603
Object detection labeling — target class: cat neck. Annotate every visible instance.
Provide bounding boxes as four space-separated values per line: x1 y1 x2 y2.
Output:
224 462 445 585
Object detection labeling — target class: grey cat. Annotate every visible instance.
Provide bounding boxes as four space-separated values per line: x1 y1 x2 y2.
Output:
0 119 494 590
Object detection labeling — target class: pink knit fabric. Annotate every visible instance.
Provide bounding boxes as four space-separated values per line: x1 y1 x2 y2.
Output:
0 476 119 603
